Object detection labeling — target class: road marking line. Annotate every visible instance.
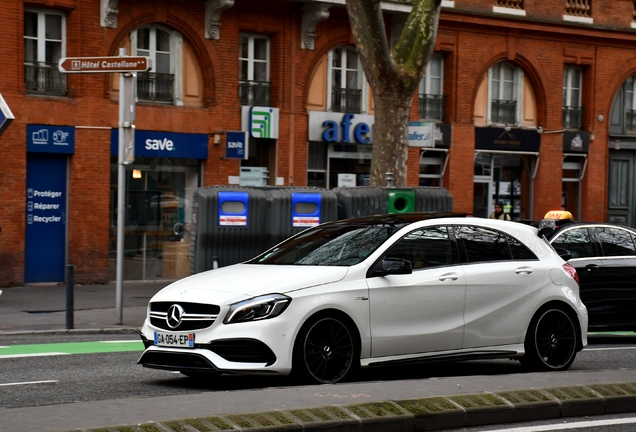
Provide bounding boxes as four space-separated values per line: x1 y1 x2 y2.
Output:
0 340 144 358
480 416 636 431
584 346 636 351
0 352 69 359
0 380 58 387
99 340 139 343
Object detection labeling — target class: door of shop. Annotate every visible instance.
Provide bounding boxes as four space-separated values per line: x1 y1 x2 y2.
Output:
608 149 636 227
25 153 68 282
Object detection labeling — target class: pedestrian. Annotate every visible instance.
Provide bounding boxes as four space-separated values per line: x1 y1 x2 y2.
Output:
489 201 511 220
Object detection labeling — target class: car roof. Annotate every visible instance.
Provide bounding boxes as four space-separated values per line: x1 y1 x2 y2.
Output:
327 212 468 227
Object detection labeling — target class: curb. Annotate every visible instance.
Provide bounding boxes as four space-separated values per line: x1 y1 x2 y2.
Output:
62 381 636 432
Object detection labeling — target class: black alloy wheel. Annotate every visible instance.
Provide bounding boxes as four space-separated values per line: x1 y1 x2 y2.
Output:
295 315 358 384
522 307 578 371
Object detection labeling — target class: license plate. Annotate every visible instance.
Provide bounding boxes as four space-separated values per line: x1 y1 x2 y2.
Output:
154 331 195 348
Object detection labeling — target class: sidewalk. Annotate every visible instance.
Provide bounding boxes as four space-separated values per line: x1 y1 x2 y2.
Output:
0 280 172 334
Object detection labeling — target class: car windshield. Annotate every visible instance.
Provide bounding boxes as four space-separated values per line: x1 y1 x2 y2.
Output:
249 222 401 266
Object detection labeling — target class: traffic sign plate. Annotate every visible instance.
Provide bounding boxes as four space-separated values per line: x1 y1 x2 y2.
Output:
58 56 152 73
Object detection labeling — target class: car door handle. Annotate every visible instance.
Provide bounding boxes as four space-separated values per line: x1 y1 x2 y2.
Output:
585 264 600 272
515 266 533 275
439 273 459 282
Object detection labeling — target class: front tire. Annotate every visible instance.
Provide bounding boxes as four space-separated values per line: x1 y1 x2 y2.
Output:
293 314 359 384
521 306 578 371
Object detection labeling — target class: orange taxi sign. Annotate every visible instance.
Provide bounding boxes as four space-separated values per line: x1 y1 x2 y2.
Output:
544 210 573 220
58 56 152 73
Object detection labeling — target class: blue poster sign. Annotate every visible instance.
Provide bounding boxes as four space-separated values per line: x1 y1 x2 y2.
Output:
111 129 208 159
25 153 67 282
27 124 75 154
225 131 248 160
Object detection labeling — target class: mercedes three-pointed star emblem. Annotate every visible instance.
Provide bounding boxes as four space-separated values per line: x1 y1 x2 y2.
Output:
166 304 185 329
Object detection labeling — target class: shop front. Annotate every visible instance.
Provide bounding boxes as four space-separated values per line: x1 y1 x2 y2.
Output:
408 122 452 187
307 111 374 188
109 129 208 280
473 127 541 220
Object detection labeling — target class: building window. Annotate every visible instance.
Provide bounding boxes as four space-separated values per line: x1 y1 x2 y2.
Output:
610 76 636 135
132 25 182 105
488 62 522 126
418 55 444 121
563 66 583 129
495 0 524 9
24 9 66 96
328 46 364 113
565 0 591 18
239 34 270 106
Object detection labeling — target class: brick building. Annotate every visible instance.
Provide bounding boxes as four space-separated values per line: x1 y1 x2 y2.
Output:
1 0 635 286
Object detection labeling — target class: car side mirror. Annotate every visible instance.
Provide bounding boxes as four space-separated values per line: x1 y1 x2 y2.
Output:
376 258 413 276
555 248 572 261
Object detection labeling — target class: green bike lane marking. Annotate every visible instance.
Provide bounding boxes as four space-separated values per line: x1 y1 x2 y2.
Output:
0 340 144 358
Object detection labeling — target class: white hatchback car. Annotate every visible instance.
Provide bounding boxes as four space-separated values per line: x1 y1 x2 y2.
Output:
138 213 588 384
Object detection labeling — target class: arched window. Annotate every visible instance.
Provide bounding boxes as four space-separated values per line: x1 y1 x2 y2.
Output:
610 76 636 135
488 61 523 126
328 46 365 113
131 24 183 105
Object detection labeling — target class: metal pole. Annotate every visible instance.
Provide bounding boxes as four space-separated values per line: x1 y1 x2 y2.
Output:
116 47 126 325
66 264 74 330
386 172 394 187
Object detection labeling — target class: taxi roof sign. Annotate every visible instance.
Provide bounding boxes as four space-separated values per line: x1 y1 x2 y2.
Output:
544 210 573 220
58 56 152 73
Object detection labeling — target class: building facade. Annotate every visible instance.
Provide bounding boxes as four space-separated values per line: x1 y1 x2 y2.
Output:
1 0 635 286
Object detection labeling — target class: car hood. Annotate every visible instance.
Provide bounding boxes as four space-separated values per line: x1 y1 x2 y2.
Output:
150 264 349 305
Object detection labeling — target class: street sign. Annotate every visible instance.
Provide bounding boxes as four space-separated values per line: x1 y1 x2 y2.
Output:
58 56 152 73
0 93 15 137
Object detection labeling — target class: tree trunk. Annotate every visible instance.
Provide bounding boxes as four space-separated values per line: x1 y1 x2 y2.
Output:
370 90 413 186
345 0 442 187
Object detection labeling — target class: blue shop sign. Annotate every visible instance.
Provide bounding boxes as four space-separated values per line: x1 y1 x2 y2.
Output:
111 129 208 159
27 125 75 154
225 131 248 160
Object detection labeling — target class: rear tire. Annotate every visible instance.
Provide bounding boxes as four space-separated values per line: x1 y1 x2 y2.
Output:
521 306 578 371
292 314 359 384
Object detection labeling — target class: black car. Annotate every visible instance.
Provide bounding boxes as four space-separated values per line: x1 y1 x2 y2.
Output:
538 211 636 332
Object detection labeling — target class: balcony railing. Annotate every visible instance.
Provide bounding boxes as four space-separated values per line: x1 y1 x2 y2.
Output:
490 100 517 125
626 109 636 133
331 89 362 114
239 80 271 106
331 88 362 113
565 0 591 17
24 62 67 96
562 105 584 129
418 94 445 121
496 0 524 9
137 72 174 103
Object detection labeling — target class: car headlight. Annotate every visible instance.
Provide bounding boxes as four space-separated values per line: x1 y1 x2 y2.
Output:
224 294 292 324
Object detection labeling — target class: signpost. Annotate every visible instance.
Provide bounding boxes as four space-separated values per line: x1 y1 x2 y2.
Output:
58 56 150 73
0 93 15 137
59 49 151 325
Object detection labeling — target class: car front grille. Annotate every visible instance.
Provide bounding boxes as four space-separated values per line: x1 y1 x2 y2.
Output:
149 301 221 331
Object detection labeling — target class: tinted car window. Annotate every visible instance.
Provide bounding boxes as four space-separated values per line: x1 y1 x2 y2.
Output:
252 223 398 266
385 226 452 269
550 227 594 259
507 235 538 260
454 225 511 263
596 227 636 257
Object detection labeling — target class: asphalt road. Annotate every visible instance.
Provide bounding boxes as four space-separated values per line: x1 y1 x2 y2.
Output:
1 334 635 431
